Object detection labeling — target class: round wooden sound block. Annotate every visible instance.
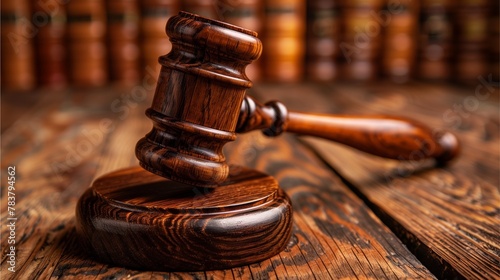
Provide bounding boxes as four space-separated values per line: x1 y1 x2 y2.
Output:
75 166 293 271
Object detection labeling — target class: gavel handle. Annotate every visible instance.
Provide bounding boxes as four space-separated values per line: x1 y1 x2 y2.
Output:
236 96 459 164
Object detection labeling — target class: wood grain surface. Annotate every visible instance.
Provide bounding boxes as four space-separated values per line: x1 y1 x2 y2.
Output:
236 95 459 163
0 84 437 279
257 82 499 279
136 12 263 187
76 165 293 271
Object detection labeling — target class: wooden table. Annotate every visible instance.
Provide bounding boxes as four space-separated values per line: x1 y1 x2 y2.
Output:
1 82 499 279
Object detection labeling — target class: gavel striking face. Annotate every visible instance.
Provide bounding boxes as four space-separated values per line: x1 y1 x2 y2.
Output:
136 11 459 188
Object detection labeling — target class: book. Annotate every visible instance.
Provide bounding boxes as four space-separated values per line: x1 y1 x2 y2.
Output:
339 0 384 81
490 1 499 82
218 0 263 81
33 0 68 88
454 0 490 85
262 0 306 82
417 0 453 81
181 0 218 19
107 0 141 85
306 0 341 82
67 0 108 87
381 0 419 83
140 0 179 81
1 0 36 90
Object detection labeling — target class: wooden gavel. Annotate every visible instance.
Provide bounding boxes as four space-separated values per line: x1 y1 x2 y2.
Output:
136 12 459 188
75 12 460 272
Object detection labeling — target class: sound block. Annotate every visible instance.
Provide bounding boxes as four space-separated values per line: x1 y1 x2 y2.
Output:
75 165 293 271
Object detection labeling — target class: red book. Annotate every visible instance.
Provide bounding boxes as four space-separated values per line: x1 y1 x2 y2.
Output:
262 0 306 82
489 1 499 82
381 1 419 83
140 0 179 81
339 0 384 81
107 0 141 85
67 0 108 87
181 0 218 19
418 0 454 81
34 0 68 88
1 0 36 90
454 0 490 85
306 0 341 82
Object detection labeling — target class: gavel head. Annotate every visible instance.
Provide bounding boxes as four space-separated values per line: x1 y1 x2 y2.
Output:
135 12 262 187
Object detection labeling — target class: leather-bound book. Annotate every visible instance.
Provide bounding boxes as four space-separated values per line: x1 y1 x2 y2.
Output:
1 0 36 90
67 0 108 87
339 0 384 81
33 0 67 89
418 0 453 81
381 1 419 83
306 0 341 82
454 0 490 85
181 0 218 19
140 0 179 80
262 0 306 82
107 0 140 85
490 1 499 82
218 0 263 81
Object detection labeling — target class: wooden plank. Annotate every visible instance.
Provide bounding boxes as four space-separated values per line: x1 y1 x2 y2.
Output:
1 91 45 133
261 82 500 279
1 86 434 279
226 132 434 279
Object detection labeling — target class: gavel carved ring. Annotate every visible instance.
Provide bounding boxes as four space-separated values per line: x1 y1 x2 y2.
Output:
76 12 459 272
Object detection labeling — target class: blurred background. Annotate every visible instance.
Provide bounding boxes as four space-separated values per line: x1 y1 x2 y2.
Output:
1 0 498 91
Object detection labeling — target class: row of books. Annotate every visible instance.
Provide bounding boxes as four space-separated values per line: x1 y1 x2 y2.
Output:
1 0 499 91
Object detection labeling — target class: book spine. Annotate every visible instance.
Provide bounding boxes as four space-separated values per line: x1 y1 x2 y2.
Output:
181 0 218 19
490 1 499 82
1 0 36 90
218 0 263 81
417 1 453 81
454 0 490 85
140 0 179 80
67 0 108 87
381 0 419 83
262 0 306 82
33 0 68 89
306 0 341 82
107 0 141 85
339 0 384 81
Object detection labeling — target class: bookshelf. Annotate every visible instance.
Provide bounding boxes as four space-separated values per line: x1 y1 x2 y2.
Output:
1 0 498 90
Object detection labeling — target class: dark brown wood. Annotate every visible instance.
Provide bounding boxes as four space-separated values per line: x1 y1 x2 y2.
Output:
136 12 458 190
76 165 292 271
135 11 262 187
0 84 437 279
257 82 500 279
237 95 460 163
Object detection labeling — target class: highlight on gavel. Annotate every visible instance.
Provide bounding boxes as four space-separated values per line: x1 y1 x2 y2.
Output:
76 11 460 272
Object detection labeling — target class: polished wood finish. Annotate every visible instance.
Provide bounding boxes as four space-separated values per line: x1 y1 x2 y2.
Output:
238 96 459 163
220 0 264 81
136 12 458 189
77 13 291 271
258 82 500 279
76 165 292 271
1 83 497 278
136 12 262 187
